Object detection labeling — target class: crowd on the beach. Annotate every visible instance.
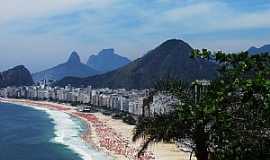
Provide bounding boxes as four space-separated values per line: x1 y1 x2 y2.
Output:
75 113 155 160
4 99 155 160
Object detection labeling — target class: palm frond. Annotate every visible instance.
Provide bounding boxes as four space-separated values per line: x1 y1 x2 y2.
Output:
133 79 195 156
133 112 190 155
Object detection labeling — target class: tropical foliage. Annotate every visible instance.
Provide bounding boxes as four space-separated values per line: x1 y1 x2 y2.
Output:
133 50 270 160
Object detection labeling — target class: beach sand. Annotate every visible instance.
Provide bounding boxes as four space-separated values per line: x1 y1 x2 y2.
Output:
92 112 194 160
0 98 194 160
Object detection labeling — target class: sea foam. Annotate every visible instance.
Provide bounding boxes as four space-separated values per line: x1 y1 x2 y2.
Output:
24 105 110 160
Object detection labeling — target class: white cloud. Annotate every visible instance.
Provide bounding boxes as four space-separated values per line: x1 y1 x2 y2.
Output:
0 0 270 72
217 10 270 30
163 2 216 22
135 1 270 34
2 1 270 36
0 0 120 24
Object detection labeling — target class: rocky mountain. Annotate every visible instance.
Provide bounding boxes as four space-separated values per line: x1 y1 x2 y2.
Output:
0 65 34 88
32 51 99 82
56 39 217 89
247 44 270 55
87 48 131 73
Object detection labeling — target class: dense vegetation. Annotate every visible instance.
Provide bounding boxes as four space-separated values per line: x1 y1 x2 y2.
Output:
133 50 270 160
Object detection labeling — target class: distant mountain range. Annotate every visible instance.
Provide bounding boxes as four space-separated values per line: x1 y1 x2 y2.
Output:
56 39 217 89
87 49 130 73
32 51 99 82
0 65 34 88
247 44 270 55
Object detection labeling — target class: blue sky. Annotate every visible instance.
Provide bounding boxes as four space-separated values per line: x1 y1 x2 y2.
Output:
0 0 270 73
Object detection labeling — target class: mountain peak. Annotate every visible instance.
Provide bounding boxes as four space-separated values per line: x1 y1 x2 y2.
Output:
32 50 98 82
12 65 27 70
159 39 192 49
87 48 130 73
67 51 81 64
247 44 270 54
0 65 34 88
98 48 115 55
262 44 270 48
148 39 193 59
249 46 257 50
58 39 217 89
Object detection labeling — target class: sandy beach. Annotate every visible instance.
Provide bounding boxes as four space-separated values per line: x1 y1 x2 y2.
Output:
0 98 194 160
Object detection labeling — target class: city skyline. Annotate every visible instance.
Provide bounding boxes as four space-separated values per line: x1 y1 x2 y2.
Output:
1 0 270 72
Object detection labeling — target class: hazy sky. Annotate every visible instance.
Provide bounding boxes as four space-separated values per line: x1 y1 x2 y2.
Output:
0 0 270 73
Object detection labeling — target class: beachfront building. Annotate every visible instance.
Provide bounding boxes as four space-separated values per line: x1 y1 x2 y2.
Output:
0 85 148 116
56 88 65 101
0 88 8 98
79 92 91 104
1 83 199 117
110 94 121 110
120 95 129 112
149 93 178 116
128 96 144 116
6 87 18 98
99 93 110 107
91 90 99 106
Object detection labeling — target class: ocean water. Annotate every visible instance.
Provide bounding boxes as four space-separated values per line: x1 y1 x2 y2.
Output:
0 102 110 160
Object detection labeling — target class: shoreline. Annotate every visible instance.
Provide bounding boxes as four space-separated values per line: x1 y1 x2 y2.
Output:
0 98 193 160
0 98 154 160
0 98 110 160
